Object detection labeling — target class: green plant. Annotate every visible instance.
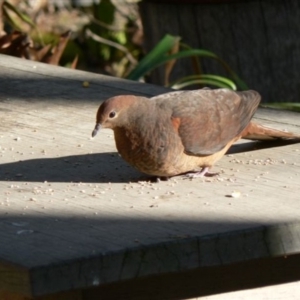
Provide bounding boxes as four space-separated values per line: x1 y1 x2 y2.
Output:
262 103 300 112
170 74 237 90
127 34 248 90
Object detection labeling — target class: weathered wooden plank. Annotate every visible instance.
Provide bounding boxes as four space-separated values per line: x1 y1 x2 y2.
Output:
0 55 300 298
0 54 169 101
139 0 300 103
0 291 27 300
0 290 82 300
82 253 300 300
0 263 31 298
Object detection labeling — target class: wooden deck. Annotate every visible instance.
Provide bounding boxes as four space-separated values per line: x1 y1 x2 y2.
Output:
0 54 300 300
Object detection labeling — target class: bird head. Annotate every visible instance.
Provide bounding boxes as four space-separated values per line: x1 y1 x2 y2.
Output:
92 95 139 137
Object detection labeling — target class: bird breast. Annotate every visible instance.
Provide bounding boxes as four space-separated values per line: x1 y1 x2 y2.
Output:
112 111 186 176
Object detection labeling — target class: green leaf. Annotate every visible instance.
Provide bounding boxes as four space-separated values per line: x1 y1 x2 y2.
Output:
151 49 248 90
262 103 300 112
3 1 36 28
170 74 237 90
2 7 21 31
127 34 181 80
94 0 115 25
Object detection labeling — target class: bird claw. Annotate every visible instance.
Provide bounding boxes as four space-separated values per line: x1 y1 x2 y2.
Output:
142 176 169 183
155 176 170 182
183 167 219 179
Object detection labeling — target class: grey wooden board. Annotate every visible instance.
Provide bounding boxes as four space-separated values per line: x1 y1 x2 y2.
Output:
139 0 300 103
0 55 300 297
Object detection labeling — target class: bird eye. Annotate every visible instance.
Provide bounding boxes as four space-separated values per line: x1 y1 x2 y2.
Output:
109 111 116 118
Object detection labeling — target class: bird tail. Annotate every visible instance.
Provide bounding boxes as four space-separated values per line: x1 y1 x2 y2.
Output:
241 122 300 141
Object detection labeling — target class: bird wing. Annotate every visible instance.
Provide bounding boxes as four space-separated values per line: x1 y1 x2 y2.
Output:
155 89 261 156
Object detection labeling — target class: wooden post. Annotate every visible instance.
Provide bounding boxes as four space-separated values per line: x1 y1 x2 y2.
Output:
139 0 300 103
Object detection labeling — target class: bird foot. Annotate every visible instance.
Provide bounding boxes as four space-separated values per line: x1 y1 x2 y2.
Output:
143 176 170 183
184 167 219 178
155 176 170 182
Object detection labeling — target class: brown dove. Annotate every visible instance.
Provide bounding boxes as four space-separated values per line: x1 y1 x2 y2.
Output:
92 89 300 178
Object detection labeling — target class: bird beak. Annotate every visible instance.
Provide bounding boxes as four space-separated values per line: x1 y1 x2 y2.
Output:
92 123 101 137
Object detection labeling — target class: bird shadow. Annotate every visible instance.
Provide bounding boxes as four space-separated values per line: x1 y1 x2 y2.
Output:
227 139 300 154
0 152 146 183
0 140 298 184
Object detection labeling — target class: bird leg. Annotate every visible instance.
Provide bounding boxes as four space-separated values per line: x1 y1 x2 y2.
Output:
184 167 219 178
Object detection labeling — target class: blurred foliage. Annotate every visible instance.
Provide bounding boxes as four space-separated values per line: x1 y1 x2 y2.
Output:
0 0 142 75
0 0 77 66
0 0 247 91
